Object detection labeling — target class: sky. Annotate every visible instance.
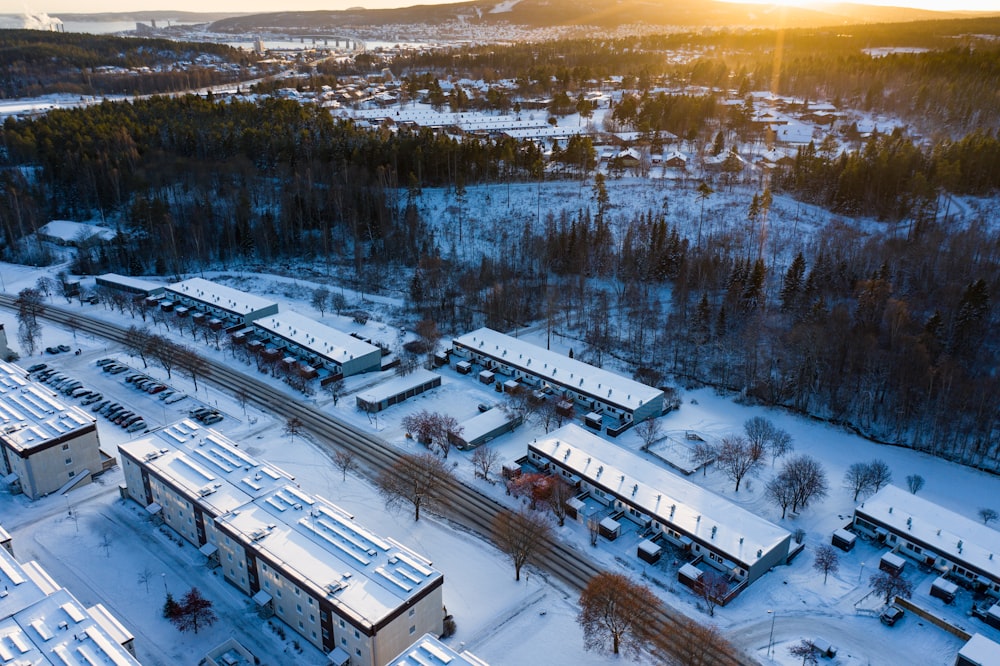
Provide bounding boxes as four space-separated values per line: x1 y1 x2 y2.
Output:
2 0 999 18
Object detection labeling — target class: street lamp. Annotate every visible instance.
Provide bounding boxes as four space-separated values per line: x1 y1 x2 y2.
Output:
859 562 866 583
767 609 776 659
161 573 167 596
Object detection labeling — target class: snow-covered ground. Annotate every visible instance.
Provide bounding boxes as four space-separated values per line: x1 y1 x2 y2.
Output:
2 246 1000 666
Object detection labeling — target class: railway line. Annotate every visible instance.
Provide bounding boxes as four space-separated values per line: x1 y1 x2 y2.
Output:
0 294 751 665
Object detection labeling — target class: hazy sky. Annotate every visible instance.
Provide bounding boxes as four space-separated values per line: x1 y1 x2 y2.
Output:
2 0 998 17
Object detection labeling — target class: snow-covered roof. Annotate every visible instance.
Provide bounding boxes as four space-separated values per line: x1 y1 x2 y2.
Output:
502 126 587 140
0 546 48 620
458 409 515 444
253 311 379 366
118 420 293 517
166 277 277 318
453 328 662 413
958 633 1000 666
856 485 1000 583
37 220 116 243
96 273 165 294
386 633 490 666
774 121 816 145
530 425 791 567
0 361 96 454
217 486 442 629
356 369 440 405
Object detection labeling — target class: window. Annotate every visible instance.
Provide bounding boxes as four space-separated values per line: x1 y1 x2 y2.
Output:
339 619 345 629
298 621 303 630
353 629 360 639
277 607 284 615
355 649 361 657
341 638 347 646
408 608 415 617
409 625 416 635
68 470 75 478
62 444 69 450
294 587 300 596
309 614 315 623
65 457 72 465
297 604 302 614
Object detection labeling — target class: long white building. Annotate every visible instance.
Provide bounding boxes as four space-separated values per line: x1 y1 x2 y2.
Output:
527 425 791 584
853 485 1000 598
0 361 108 499
118 421 444 666
452 328 664 425
252 311 381 378
165 277 278 327
0 532 140 665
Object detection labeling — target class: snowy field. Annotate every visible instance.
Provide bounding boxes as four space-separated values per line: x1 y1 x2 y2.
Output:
3 268 1000 666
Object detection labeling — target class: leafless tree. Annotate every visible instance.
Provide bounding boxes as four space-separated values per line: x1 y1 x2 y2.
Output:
283 416 305 444
813 545 840 584
123 325 154 368
170 588 217 634
978 507 998 525
868 459 892 493
660 619 732 666
696 571 729 617
765 472 796 519
635 417 662 451
150 334 179 379
539 475 575 526
587 514 601 546
578 572 660 657
470 445 501 482
176 345 209 392
870 570 913 604
788 640 819 666
99 533 112 558
715 435 764 492
906 474 925 494
401 409 437 445
783 455 828 513
333 450 359 481
311 286 330 316
691 440 716 476
137 567 154 594
491 508 552 581
843 462 871 501
325 378 345 406
430 414 462 459
768 428 794 464
743 416 775 452
376 452 455 521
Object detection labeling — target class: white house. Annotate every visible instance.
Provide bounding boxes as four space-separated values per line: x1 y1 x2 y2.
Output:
165 277 278 327
252 311 381 378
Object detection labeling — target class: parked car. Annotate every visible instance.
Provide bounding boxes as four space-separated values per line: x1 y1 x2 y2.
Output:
82 393 102 406
201 413 223 425
71 387 90 398
115 411 135 425
121 414 142 428
126 420 147 433
108 365 127 374
148 384 167 395
45 346 61 354
880 605 904 626
189 407 212 419
92 400 109 413
27 363 47 373
57 344 71 353
163 393 186 405
95 358 115 367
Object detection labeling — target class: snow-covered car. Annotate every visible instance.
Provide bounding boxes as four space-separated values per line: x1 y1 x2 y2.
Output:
880 606 904 627
163 393 186 404
27 363 47 373
126 420 147 433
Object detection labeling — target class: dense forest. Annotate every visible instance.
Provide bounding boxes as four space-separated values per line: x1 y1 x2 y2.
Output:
0 30 262 98
0 22 998 469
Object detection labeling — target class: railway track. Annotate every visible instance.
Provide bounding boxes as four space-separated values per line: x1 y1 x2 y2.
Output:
1 295 751 665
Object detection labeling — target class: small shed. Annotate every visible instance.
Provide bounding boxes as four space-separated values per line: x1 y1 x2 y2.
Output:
879 551 906 575
678 563 703 589
809 637 837 658
584 412 603 430
985 602 1000 630
638 539 662 564
503 379 520 393
456 360 473 375
599 516 621 541
832 528 856 552
566 496 585 522
479 370 495 385
501 461 522 480
556 399 574 417
957 633 1000 666
930 576 958 604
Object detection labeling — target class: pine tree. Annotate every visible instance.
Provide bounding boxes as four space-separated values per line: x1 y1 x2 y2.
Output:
781 253 806 313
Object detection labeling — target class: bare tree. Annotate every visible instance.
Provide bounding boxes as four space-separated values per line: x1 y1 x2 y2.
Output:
170 588 217 634
98 533 113 558
870 570 913 604
868 459 892 493
578 572 660 657
150 334 179 379
491 508 552 581
123 325 154 368
906 474 925 494
788 640 819 666
137 567 154 594
813 545 840 584
283 416 305 444
401 409 437 445
470 445 501 482
783 455 828 513
696 571 729 617
586 513 601 546
430 414 461 459
539 475 575 526
635 417 662 451
978 508 998 525
715 435 764 492
765 472 796 519
844 462 871 501
661 619 732 666
332 450 358 481
691 440 716 476
376 453 455 521
325 378 345 406
768 428 794 464
743 416 775 452
311 286 330 316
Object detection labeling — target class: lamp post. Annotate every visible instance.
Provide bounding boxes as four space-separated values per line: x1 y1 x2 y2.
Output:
859 562 866 583
161 573 167 597
767 609 776 659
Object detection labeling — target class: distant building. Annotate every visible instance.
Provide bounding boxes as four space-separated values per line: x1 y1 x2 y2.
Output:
853 485 1000 598
528 424 792 586
95 273 166 298
118 421 444 666
0 361 112 499
36 220 117 247
355 369 442 413
450 409 520 450
451 328 664 426
0 530 140 664
386 634 489 666
252 311 381 379
164 277 278 327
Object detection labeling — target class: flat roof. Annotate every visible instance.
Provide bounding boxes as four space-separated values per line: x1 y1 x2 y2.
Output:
856 485 1000 582
453 328 662 412
118 420 293 517
458 409 515 444
166 277 276 318
530 425 790 566
356 369 440 405
386 634 490 666
253 311 379 365
216 487 442 628
0 361 95 455
959 634 1000 665
38 220 116 243
0 548 47 620
97 273 165 293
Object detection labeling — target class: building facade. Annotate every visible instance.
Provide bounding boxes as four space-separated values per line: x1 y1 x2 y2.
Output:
452 328 664 425
527 425 791 584
118 421 444 666
853 485 1000 598
0 361 106 499
164 277 278 327
252 311 381 378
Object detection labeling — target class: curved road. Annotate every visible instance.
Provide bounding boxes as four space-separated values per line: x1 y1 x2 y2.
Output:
0 295 752 666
